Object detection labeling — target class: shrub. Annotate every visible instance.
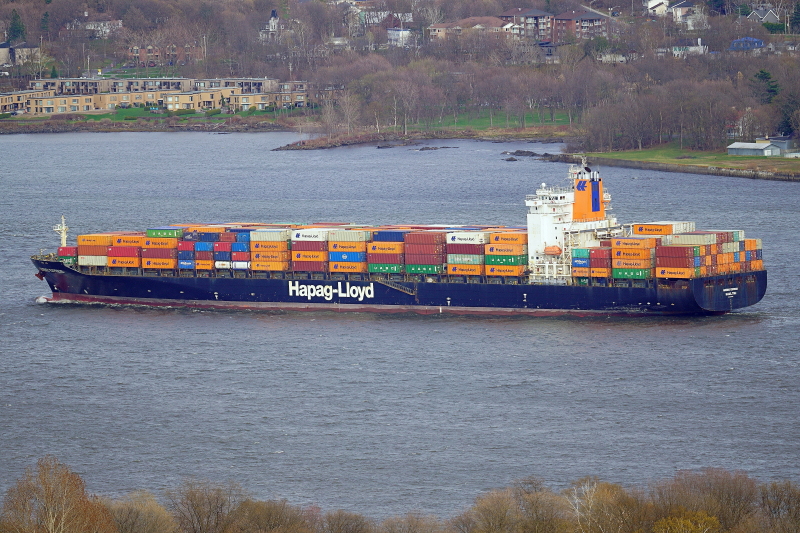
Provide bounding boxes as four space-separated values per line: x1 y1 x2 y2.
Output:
174 109 196 116
0 113 11 119
205 109 222 117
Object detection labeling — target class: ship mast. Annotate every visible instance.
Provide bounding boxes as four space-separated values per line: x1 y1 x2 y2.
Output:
53 215 69 248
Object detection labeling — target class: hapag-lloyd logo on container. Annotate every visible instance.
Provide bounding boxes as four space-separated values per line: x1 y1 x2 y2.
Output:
288 281 375 301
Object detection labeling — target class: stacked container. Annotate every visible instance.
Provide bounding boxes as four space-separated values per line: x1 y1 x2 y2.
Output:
404 231 446 274
328 229 370 274
141 237 178 269
485 231 528 276
446 231 489 276
77 234 113 267
291 228 329 272
250 229 291 271
368 230 406 274
611 236 658 280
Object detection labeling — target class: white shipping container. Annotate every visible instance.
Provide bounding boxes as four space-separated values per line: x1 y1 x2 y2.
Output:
292 229 329 241
671 234 718 245
706 229 745 241
250 229 292 242
232 261 250 270
214 261 232 269
327 230 372 242
78 255 108 266
447 231 492 244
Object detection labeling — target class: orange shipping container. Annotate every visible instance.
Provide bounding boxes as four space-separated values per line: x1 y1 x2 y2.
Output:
77 245 109 256
77 234 114 246
142 258 177 268
486 265 526 276
186 226 227 233
612 248 654 260
250 241 289 252
571 267 590 277
447 264 484 275
656 267 698 279
142 238 178 249
611 237 658 249
250 261 290 271
111 235 145 246
195 260 215 270
329 262 368 273
293 251 328 261
590 267 611 277
632 224 674 235
329 241 368 252
484 243 527 255
368 242 404 253
107 257 140 267
489 232 528 244
752 259 764 270
612 258 654 269
252 251 290 262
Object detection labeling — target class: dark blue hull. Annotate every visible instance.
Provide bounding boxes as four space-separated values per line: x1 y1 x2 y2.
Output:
31 258 767 316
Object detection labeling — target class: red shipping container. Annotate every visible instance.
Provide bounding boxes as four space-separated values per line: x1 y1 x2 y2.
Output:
446 243 483 254
177 241 195 251
599 239 612 247
213 242 232 252
589 256 611 268
141 248 177 259
195 251 214 260
405 244 444 255
656 256 696 268
656 246 696 258
367 253 404 264
589 247 612 259
218 232 237 242
292 241 328 251
58 246 78 256
405 232 447 245
107 246 141 257
231 252 251 261
405 254 444 265
77 245 109 256
291 261 328 272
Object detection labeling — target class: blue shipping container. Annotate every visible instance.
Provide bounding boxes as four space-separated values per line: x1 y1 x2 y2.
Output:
694 256 702 267
372 230 408 242
236 232 251 243
197 232 220 242
745 251 752 261
194 241 214 252
178 250 195 260
329 251 367 262
214 251 232 261
231 242 249 252
182 231 200 241
178 260 195 269
572 257 590 267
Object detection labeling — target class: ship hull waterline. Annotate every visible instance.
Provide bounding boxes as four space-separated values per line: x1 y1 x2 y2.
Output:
32 259 767 317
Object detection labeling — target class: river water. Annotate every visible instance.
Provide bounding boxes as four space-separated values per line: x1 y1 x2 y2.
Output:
1 132 798 518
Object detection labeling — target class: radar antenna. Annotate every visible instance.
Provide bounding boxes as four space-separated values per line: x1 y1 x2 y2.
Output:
53 215 69 248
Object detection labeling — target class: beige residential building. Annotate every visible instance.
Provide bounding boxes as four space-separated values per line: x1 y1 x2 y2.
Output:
163 88 241 111
1 89 54 114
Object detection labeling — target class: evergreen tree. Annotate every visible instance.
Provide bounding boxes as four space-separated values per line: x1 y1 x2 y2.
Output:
753 69 780 104
8 9 27 43
40 12 50 34
791 3 800 33
50 65 58 78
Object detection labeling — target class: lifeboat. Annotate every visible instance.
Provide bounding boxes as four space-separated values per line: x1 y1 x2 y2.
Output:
544 245 563 256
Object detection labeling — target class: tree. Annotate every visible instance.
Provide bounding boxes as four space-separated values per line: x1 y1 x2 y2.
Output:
320 510 373 533
652 512 720 533
108 491 178 533
791 3 800 33
8 9 27 43
50 65 58 78
0 456 116 533
235 499 312 533
165 480 247 533
752 69 780 104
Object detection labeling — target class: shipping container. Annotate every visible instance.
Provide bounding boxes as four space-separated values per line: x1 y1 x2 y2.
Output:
589 247 612 259
372 230 408 242
142 238 178 249
252 251 290 262
142 248 177 259
236 232 251 243
670 233 718 246
231 242 249 252
632 221 695 235
58 256 78 265
489 232 527 244
612 268 654 279
404 254 443 265
572 267 590 277
291 241 327 252
250 241 289 252
447 231 491 244
231 252 251 262
656 245 700 258
486 265 526 276
142 258 177 269
572 248 591 258
194 241 214 252
231 261 250 270
214 251 232 261
214 261 232 269
572 257 590 268
177 241 195 252
77 245 108 256
292 261 329 272
590 267 611 277
218 232 237 243
611 237 658 249
655 256 702 268
367 252 404 264
330 262 368 273
368 263 403 273
112 235 146 246
251 229 292 242
589 257 611 268
250 261 290 271
447 254 484 265
292 229 329 241
108 257 141 267
446 243 484 254
656 267 701 279
447 264 484 275
485 254 527 266
77 234 114 246
107 246 141 257
195 251 213 261
178 260 195 269
329 241 368 252
58 246 78 257
213 242 233 252
293 251 328 261
329 251 367 263
327 230 372 242
77 255 108 266
485 243 527 255
612 248 655 260
368 242 404 254
612 258 654 269
146 228 183 239
195 260 215 270
405 232 447 245
406 264 443 274
405 244 444 255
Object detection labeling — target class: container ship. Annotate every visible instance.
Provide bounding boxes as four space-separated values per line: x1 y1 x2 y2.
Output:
31 161 767 316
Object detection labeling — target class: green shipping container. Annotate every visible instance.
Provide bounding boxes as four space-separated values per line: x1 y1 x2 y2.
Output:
146 228 183 238
485 254 528 266
447 254 484 265
612 268 654 279
58 256 77 265
574 277 589 286
406 264 443 274
572 248 591 258
368 263 403 273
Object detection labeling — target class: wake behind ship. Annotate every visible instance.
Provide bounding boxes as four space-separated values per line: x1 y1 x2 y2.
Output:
32 161 767 316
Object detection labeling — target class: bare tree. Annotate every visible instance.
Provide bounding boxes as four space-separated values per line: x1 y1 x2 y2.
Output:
165 480 247 533
108 491 178 533
235 499 312 533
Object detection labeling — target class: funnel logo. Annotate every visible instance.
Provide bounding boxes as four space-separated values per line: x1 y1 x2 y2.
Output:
576 180 587 191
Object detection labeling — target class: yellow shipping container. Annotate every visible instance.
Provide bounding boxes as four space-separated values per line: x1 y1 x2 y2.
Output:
611 237 658 249
752 259 764 271
252 251 290 262
329 262 368 273
111 235 145 246
571 266 590 277
368 242 404 253
612 248 654 260
590 267 611 277
186 226 227 233
250 241 289 251
251 261 290 271
656 267 697 279
142 238 178 249
142 258 177 268
612 258 654 269
489 232 528 244
77 234 114 246
329 241 368 252
195 260 215 270
632 224 674 235
486 265 526 276
447 264 484 275
484 243 527 255
107 257 141 267
293 251 328 261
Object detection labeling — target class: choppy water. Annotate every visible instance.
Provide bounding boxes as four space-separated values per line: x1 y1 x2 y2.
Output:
1 132 798 518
